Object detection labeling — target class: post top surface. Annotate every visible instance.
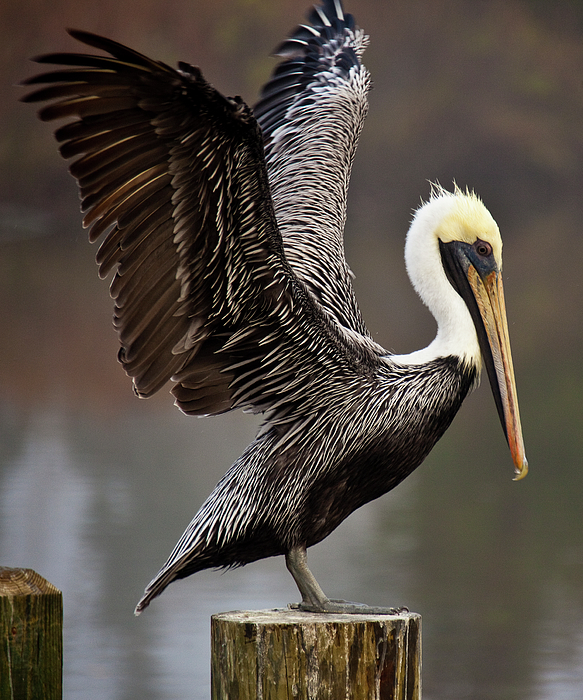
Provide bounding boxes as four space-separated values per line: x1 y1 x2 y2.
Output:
212 608 421 625
0 567 62 596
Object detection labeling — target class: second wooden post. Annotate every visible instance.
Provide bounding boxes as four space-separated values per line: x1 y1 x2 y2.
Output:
0 567 63 700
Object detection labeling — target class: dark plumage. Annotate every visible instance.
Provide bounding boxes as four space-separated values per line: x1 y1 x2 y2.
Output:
23 0 527 615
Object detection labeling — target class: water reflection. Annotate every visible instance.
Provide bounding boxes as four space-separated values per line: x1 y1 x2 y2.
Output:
535 589 583 699
0 409 122 697
1 399 582 699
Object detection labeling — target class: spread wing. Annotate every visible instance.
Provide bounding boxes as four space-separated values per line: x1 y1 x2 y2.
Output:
254 0 371 336
23 26 384 420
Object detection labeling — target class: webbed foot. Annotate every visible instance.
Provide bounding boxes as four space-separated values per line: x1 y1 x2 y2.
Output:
285 546 408 616
289 599 409 615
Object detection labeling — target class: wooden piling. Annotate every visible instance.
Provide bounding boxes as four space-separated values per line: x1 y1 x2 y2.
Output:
211 608 421 699
0 567 63 700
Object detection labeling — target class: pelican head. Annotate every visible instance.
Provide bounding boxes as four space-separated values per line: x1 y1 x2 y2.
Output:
400 187 528 480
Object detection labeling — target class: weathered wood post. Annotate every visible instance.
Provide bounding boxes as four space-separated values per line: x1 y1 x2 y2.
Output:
211 609 421 699
0 567 63 700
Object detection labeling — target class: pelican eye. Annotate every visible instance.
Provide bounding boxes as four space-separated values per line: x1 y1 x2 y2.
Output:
474 240 492 258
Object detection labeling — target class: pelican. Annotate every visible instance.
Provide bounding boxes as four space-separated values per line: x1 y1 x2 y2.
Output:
23 0 528 615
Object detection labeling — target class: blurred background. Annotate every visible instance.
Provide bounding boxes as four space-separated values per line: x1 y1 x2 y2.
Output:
1 0 583 698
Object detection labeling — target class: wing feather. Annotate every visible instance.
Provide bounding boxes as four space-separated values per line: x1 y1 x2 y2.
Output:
254 0 371 336
23 20 385 420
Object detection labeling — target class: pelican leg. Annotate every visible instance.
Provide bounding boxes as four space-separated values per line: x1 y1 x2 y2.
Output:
286 545 330 609
285 545 407 615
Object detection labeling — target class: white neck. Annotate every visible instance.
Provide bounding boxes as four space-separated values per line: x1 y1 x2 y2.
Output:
391 195 482 369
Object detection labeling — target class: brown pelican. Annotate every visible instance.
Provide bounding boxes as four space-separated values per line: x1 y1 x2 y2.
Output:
23 0 528 615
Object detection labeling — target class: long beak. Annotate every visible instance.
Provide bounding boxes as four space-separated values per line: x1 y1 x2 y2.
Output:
467 267 528 480
439 239 528 480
